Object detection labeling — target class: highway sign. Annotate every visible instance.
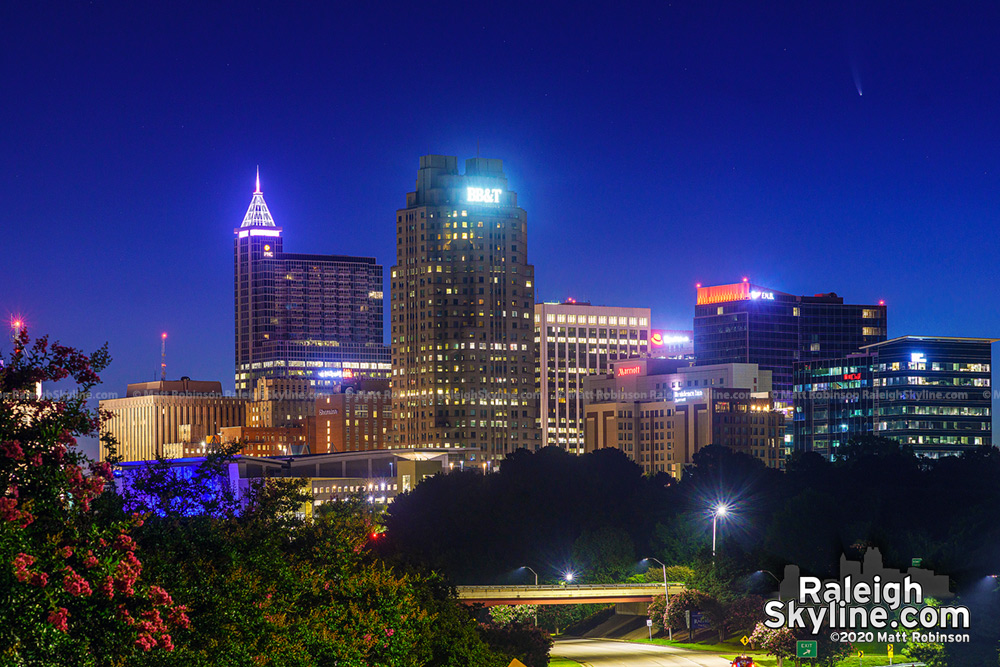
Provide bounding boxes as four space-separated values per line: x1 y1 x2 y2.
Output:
646 619 653 627
912 558 922 567
741 635 750 646
796 640 817 658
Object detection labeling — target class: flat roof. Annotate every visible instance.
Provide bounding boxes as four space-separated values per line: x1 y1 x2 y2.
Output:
861 335 1000 350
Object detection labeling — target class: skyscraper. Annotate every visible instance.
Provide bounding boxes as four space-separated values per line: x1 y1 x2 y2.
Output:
534 301 651 452
234 171 390 393
391 155 538 458
693 281 887 397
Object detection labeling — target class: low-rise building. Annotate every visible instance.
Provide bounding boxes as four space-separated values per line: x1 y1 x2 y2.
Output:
100 378 246 461
583 359 784 477
314 379 392 453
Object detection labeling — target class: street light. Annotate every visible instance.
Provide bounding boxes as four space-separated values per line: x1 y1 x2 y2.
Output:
643 557 672 640
522 566 539 626
564 571 575 583
758 569 781 601
712 504 729 561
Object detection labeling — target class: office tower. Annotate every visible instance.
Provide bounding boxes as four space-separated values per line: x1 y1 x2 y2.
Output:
234 171 390 393
390 155 537 458
794 336 994 458
694 281 887 398
534 301 651 452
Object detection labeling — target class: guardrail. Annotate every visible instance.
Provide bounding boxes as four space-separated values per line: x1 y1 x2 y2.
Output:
456 582 686 604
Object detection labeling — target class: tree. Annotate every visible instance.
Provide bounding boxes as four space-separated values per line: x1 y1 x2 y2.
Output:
489 604 538 626
663 588 715 636
0 330 186 665
570 525 635 583
748 623 796 666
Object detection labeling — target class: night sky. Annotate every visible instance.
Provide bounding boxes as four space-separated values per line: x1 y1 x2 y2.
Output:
4 3 1000 456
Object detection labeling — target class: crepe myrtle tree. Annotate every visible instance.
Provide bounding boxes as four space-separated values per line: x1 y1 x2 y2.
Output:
0 329 187 665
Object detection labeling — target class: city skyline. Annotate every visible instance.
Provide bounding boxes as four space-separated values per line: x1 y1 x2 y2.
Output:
5 3 1000 460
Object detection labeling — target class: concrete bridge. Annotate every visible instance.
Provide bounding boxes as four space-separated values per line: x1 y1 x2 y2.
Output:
456 582 685 606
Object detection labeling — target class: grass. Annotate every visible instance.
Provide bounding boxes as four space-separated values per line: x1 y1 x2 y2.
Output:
628 637 899 666
718 641 897 667
549 659 583 666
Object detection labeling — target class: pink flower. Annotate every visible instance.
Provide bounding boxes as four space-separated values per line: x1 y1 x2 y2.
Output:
59 546 73 559
28 453 42 467
385 627 395 637
63 569 92 597
0 440 24 460
135 633 157 651
47 607 69 633
149 585 173 606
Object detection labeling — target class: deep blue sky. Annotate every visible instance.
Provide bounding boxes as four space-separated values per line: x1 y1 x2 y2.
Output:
4 2 1000 455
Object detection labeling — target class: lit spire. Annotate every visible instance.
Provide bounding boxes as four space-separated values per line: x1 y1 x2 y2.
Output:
240 167 276 228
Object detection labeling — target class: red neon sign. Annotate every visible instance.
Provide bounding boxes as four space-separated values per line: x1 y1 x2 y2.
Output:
616 365 642 377
843 373 861 381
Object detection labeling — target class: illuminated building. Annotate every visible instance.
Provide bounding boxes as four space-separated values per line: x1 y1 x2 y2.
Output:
315 379 392 453
583 358 783 476
114 448 470 516
390 155 538 457
534 301 651 452
793 336 995 458
694 281 887 399
99 378 247 461
234 170 390 394
650 329 694 358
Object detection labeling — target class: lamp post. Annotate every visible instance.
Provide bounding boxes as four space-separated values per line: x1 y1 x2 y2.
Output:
645 557 672 640
712 504 728 562
758 569 781 601
523 566 539 626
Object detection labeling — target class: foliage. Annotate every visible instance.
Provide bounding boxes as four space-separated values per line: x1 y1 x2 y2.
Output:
536 604 606 634
719 595 766 637
647 594 667 631
476 623 552 667
489 604 538 626
0 330 186 665
121 456 508 666
663 588 715 630
570 525 635 583
748 622 796 659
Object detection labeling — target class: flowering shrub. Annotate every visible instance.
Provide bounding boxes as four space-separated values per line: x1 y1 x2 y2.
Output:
0 330 185 665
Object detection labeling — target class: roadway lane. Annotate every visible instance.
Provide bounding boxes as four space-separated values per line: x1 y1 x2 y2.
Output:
553 637 735 667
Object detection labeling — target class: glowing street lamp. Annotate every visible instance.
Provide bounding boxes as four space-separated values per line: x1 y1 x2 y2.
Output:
564 572 575 583
522 566 539 626
758 569 781 601
712 504 729 561
643 557 672 640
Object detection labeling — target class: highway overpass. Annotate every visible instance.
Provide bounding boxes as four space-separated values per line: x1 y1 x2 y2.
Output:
456 582 685 605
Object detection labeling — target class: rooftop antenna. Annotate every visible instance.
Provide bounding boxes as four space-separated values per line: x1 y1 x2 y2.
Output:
160 332 167 382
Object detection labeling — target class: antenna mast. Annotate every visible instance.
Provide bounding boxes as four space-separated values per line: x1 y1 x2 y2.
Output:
160 332 167 381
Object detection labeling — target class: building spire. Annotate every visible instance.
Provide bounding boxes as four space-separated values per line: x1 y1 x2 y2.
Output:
240 167 276 228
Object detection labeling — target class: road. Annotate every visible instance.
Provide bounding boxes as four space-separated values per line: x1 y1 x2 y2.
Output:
553 637 735 666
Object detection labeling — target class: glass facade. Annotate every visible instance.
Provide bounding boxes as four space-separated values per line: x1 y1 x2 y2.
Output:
694 283 887 399
234 184 389 394
793 336 994 458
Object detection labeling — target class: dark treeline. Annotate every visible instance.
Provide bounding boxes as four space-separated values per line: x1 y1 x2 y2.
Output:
384 439 1000 590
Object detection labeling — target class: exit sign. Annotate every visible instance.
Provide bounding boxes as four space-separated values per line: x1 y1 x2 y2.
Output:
796 640 817 658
